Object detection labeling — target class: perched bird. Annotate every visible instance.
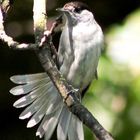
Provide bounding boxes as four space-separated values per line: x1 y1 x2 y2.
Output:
10 1 104 140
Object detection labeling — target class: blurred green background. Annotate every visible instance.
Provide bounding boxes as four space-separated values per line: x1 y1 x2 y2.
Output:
0 0 140 140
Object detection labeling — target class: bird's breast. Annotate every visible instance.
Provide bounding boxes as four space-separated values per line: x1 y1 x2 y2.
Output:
59 23 102 89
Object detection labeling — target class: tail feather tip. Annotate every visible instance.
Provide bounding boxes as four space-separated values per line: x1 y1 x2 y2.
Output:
36 131 42 138
19 112 32 120
27 119 36 128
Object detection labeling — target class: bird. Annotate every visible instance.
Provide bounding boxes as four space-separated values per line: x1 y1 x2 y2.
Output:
10 1 104 140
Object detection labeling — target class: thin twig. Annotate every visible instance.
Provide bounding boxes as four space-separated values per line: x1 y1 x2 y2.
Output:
1 0 14 19
0 5 36 50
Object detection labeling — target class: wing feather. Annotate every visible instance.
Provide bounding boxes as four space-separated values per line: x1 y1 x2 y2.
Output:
10 77 50 95
57 106 71 140
10 73 47 84
36 105 63 139
68 115 84 140
13 82 52 108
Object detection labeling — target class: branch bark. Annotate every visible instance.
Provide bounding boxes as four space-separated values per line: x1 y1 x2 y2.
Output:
0 1 114 140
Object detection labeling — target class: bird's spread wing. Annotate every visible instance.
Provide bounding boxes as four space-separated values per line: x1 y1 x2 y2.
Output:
10 73 84 140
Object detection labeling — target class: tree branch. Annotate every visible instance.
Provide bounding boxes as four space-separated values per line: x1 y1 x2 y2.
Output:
0 1 114 140
0 5 36 50
1 0 14 18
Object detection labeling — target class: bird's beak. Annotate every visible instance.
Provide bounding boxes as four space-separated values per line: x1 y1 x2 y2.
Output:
56 8 63 11
56 8 68 12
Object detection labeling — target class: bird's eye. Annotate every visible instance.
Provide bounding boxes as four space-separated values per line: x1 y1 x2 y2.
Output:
74 7 81 13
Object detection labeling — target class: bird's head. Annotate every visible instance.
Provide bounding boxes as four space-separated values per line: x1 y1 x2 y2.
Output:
56 1 94 25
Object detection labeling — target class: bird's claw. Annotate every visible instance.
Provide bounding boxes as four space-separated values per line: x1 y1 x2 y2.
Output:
39 30 52 47
64 85 80 104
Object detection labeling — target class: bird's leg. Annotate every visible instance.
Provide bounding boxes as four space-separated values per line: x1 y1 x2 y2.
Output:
64 85 80 104
39 15 62 47
39 15 63 65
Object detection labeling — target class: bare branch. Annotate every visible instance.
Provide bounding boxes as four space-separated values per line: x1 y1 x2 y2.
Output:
0 5 36 50
1 0 14 18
